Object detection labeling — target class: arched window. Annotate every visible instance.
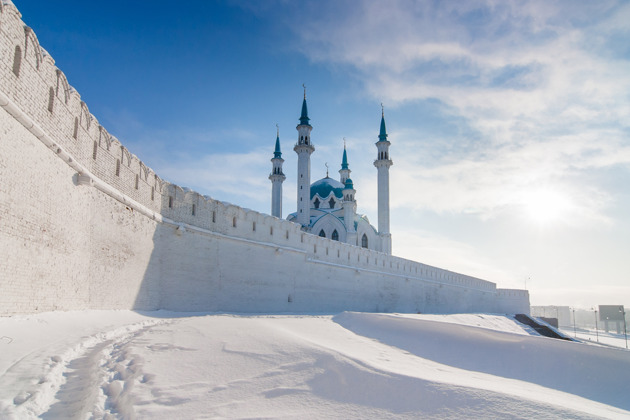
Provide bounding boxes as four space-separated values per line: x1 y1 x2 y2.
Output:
361 234 368 248
319 229 326 238
332 230 339 241
314 198 320 209
329 198 335 208
12 45 21 77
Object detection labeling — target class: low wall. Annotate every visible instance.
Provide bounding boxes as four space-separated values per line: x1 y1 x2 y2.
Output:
0 2 529 316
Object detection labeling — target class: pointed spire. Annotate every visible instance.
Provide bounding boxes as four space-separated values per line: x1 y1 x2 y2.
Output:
273 124 282 158
378 103 388 142
299 84 310 126
341 139 349 170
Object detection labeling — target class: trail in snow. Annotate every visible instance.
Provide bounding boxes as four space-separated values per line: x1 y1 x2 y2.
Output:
41 324 157 419
0 312 169 419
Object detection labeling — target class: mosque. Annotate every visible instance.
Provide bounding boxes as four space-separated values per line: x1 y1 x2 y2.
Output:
269 92 393 254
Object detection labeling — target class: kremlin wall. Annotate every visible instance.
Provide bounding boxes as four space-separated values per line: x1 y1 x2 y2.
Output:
0 2 529 316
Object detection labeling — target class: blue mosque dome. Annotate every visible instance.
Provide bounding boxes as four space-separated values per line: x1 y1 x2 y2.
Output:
310 177 344 199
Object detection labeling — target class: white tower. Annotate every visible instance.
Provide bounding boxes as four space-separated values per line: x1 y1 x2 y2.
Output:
342 177 357 246
269 126 285 218
374 107 392 254
294 88 314 227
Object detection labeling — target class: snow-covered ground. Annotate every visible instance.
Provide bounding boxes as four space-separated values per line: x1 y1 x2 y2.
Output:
1 311 629 419
559 327 629 350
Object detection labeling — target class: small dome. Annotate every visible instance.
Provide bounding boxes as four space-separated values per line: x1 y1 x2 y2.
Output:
344 178 354 189
310 177 344 199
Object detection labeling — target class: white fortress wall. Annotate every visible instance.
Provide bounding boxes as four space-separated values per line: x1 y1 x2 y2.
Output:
0 3 529 315
495 289 531 315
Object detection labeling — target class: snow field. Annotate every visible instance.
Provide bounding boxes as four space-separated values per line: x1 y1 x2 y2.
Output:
1 311 629 419
0 311 170 418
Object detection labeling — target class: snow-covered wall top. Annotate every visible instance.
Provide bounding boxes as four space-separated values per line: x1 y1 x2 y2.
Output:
0 2 530 315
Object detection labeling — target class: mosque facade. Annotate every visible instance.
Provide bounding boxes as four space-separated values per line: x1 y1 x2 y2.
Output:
270 94 393 254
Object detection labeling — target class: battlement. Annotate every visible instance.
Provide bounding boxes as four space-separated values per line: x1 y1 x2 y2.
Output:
0 2 166 215
0 2 529 315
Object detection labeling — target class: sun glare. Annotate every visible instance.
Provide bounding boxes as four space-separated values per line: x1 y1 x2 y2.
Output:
522 188 573 225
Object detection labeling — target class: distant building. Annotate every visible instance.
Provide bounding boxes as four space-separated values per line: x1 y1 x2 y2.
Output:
531 306 571 327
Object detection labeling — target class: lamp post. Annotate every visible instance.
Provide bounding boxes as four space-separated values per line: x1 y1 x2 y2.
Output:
620 306 627 349
555 306 559 326
593 308 599 343
572 308 577 338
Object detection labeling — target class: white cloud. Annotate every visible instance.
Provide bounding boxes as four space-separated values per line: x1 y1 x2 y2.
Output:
389 128 620 226
157 149 271 204
285 0 630 228
392 226 518 285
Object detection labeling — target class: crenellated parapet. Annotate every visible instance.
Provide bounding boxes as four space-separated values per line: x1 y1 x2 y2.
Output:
0 2 165 213
496 289 531 314
1 2 308 243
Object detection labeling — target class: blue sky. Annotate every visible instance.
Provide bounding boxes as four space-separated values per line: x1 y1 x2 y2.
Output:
17 0 630 308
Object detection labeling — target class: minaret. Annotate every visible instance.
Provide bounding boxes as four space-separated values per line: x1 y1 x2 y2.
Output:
294 86 315 227
342 178 357 246
339 140 351 184
374 105 392 254
269 125 285 218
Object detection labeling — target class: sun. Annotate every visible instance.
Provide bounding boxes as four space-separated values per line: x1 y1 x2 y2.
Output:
521 188 573 225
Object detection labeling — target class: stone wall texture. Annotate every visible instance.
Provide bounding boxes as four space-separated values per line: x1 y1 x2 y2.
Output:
0 2 530 315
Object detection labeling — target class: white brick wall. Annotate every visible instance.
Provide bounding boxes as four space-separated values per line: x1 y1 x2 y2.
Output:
0 2 529 315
